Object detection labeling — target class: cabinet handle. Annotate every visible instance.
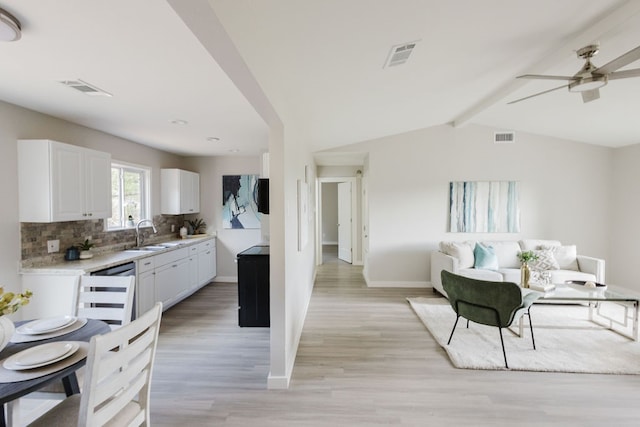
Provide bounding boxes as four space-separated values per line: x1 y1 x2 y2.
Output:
206 251 210 254
172 264 178 268
144 262 152 266
88 213 93 216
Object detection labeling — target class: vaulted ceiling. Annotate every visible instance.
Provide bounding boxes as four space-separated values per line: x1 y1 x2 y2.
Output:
1 0 639 158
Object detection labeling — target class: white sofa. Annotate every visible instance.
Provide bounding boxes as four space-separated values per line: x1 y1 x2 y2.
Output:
430 239 605 298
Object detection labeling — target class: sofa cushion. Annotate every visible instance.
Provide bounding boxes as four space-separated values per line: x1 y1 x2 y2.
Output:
498 268 521 284
519 239 561 251
543 245 579 271
529 249 559 271
458 268 503 282
439 241 475 269
480 241 521 268
474 243 498 270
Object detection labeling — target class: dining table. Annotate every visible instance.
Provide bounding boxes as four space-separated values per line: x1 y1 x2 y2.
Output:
0 318 110 427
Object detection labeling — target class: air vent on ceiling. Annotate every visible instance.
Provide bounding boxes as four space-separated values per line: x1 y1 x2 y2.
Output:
494 131 515 144
384 41 419 68
59 79 112 97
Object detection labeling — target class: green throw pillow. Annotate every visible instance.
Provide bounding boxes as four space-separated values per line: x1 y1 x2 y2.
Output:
474 243 499 270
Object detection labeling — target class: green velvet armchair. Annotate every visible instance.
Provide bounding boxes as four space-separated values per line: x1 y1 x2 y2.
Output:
441 270 542 368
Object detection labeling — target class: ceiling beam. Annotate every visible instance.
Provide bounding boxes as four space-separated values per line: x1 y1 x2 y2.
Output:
451 0 640 128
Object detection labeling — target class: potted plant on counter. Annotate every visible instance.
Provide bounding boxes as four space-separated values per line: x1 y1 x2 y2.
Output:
78 239 95 259
186 218 207 235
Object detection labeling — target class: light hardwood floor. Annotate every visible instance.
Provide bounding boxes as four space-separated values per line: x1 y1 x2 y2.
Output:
149 246 640 426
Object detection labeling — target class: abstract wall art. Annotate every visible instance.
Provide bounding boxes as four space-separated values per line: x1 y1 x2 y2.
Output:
222 174 261 229
449 181 520 233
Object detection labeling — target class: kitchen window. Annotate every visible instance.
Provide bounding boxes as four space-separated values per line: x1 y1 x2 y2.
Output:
108 162 151 230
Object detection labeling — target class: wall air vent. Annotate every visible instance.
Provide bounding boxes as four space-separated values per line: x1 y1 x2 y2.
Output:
384 41 419 68
494 131 515 144
59 79 112 97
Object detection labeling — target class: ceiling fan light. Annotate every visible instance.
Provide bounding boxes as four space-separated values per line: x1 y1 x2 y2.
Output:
0 7 21 42
568 76 607 92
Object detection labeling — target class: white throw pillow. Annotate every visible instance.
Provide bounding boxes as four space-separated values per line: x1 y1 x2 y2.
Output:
528 249 559 271
541 244 579 271
439 241 475 269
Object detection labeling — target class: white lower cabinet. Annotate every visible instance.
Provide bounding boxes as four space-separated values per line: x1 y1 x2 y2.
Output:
133 238 216 316
155 258 189 306
196 239 217 286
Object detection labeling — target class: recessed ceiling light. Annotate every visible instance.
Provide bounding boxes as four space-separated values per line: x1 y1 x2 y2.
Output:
229 149 240 153
207 137 221 142
171 119 188 125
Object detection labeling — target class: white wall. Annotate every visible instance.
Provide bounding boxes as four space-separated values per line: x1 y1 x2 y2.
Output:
329 123 611 286
182 156 263 281
321 183 338 244
610 143 640 293
0 100 186 303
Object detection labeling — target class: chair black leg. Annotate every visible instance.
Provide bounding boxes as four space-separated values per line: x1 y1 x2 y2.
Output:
447 315 461 345
466 319 470 328
498 327 509 369
527 308 536 350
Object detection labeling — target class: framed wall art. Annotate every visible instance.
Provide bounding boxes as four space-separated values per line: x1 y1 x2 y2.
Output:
449 181 520 233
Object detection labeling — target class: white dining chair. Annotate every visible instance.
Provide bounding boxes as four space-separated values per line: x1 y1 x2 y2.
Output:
5 275 137 426
27 302 163 427
74 275 136 330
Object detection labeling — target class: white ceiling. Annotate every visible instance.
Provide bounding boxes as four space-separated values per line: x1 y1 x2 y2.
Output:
1 0 640 160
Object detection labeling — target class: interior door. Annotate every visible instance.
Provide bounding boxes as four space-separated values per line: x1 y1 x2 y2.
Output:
337 181 352 263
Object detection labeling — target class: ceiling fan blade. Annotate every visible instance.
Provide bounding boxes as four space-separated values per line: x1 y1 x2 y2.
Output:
581 89 600 103
594 45 640 74
507 84 568 105
607 68 640 80
517 74 575 81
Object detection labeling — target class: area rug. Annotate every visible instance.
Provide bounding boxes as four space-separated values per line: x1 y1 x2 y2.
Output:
407 297 640 374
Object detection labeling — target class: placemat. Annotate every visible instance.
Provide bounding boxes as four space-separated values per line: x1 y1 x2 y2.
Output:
0 341 88 383
10 318 88 343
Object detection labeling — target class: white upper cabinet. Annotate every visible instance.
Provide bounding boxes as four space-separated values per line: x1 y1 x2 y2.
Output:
161 168 200 215
18 139 111 222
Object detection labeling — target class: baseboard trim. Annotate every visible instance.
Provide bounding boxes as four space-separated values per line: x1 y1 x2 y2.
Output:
267 373 290 389
366 280 429 288
212 276 237 283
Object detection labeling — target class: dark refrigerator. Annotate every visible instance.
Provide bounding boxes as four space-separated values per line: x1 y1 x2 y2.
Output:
237 245 270 327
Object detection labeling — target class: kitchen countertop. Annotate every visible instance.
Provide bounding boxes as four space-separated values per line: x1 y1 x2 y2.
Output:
20 235 215 275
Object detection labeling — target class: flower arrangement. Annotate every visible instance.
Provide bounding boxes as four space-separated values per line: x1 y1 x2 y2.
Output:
0 287 32 315
517 250 539 264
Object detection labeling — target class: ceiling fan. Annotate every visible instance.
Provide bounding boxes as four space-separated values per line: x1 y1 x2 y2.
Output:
509 43 640 104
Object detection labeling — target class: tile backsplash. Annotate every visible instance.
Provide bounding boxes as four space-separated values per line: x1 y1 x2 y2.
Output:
21 214 185 267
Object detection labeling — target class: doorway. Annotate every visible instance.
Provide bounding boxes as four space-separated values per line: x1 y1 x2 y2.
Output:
317 177 359 265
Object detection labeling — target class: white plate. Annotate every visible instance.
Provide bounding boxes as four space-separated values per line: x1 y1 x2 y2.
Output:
3 342 79 370
16 316 77 335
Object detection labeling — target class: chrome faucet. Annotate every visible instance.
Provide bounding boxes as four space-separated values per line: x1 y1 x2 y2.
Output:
135 219 157 247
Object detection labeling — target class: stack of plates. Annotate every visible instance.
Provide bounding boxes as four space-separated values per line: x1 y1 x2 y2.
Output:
16 315 77 336
3 341 79 370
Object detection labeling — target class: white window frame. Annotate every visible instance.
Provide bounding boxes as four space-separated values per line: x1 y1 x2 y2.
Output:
107 161 151 231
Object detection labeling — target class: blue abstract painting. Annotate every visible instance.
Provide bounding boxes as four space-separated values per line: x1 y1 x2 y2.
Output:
449 181 519 233
222 175 261 229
